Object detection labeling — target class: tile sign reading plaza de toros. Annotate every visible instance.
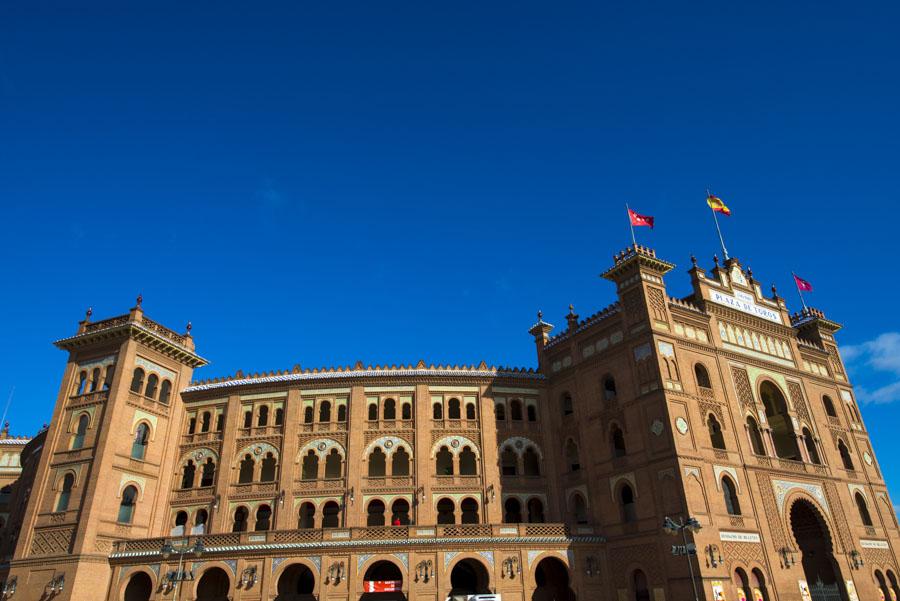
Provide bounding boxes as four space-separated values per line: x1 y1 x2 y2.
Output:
0 244 898 601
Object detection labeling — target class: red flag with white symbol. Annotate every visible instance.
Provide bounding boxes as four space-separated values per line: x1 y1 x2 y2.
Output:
793 274 813 292
628 208 654 228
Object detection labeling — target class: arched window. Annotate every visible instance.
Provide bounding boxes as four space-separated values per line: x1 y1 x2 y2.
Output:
572 493 588 524
501 449 518 476
760 381 801 460
459 447 477 475
876 571 892 601
392 447 410 476
369 448 386 477
504 498 522 523
436 498 455 524
298 502 315 529
510 400 523 421
839 440 854 470
694 363 712 389
145 374 159 399
274 407 284 425
707 415 726 450
56 473 75 512
304 406 314 424
260 452 277 481
603 376 617 401
216 414 224 431
565 439 580 472
436 446 453 475
255 504 272 531
823 395 837 417
130 368 144 393
802 428 821 464
90 368 101 392
159 380 172 404
620 485 636 523
432 402 443 420
527 498 545 523
173 511 188 535
561 392 573 416
448 398 461 420
886 570 900 601
131 423 150 459
181 461 196 489
722 477 741 515
391 499 410 525
201 412 211 432
401 402 412 420
367 500 386 526
523 447 540 476
232 506 248 532
238 454 254 483
118 485 138 523
855 492 873 526
200 458 216 487
337 404 347 422
319 401 332 423
194 509 208 534
103 365 115 390
257 405 269 427
322 501 340 528
188 417 197 434
527 404 537 422
611 425 626 458
72 414 89 449
465 402 476 420
461 498 479 524
747 416 766 455
383 399 396 420
495 402 506 421
325 449 342 479
368 404 378 421
243 410 253 428
633 570 650 601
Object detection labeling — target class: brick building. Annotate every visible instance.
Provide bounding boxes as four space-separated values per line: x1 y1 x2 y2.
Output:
1 244 898 601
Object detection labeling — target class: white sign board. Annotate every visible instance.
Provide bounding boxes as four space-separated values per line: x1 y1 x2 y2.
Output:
709 290 782 324
720 531 762 543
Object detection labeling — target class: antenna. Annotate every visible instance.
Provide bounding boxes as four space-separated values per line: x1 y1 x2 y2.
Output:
0 386 14 434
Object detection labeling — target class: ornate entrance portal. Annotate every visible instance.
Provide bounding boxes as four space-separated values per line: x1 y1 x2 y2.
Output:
790 500 845 601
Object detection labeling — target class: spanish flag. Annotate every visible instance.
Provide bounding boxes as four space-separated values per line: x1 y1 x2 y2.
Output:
706 194 731 216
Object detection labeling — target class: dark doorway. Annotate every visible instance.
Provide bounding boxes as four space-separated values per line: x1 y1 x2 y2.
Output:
790 500 844 600
123 572 152 601
533 557 576 601
276 563 316 601
196 567 230 601
360 560 406 601
449 558 490 599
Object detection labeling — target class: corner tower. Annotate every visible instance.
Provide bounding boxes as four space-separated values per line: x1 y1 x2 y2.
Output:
8 299 206 601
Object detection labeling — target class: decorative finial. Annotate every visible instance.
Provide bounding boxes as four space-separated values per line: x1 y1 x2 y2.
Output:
568 304 575 313
537 310 543 321
771 283 778 296
746 267 753 279
713 254 719 266
186 321 193 333
136 293 143 307
85 307 93 320
690 254 697 267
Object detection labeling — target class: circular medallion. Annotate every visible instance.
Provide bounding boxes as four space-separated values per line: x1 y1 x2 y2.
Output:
675 417 689 435
864 451 873 466
450 439 460 449
384 439 394 449
514 440 524 450
194 450 204 462
253 446 263 456
317 442 327 452
650 419 664 437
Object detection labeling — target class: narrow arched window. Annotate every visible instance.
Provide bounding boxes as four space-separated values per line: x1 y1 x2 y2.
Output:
255 504 272 531
436 446 453 475
708 415 726 450
274 407 283 425
103 365 115 390
298 502 315 529
243 410 253 428
747 416 766 455
527 404 537 421
391 499 410 525
232 506 248 532
823 395 837 417
802 427 821 464
722 477 741 515
436 498 455 524
429 401 442 420
337 404 347 422
839 440 854 470
257 405 269 427
510 400 523 421
523 447 540 476
461 498 479 524
200 458 216 487
501 449 517 476
611 425 626 458
301 450 319 480
620 485 636 523
855 492 873 526
465 403 476 420
392 447 410 476
565 439 580 471
72 414 89 450
129 368 144 393
156 379 171 404
368 404 378 421
367 500 386 526
322 501 340 528
448 398 461 420
527 498 545 523
201 412 211 433
325 448 342 478
194 509 208 534
173 511 188 535
181 461 196 489
319 401 332 423
369 448 386 477
603 376 617 401
561 392 573 416
238 454 254 483
144 374 159 399
216 414 224 431
118 485 138 523
401 402 412 420
572 493 588 524
381 398 395 420
695 363 712 389
304 406 314 424
56 473 75 512
459 446 477 475
260 452 277 481
495 403 506 421
131 423 150 459
188 417 197 434
90 368 101 392
504 498 522 523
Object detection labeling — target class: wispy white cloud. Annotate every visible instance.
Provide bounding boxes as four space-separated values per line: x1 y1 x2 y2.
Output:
842 332 900 404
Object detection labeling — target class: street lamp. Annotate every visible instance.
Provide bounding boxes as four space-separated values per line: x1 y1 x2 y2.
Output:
663 516 701 601
0 576 17 599
160 539 205 597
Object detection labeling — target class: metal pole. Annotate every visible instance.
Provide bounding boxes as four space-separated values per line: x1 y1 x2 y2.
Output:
626 204 637 247
683 525 701 601
792 272 808 311
173 548 185 599
710 204 729 261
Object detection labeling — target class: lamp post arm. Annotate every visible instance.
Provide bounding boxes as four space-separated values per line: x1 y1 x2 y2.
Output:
683 525 700 601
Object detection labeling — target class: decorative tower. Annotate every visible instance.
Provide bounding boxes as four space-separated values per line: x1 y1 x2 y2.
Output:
7 300 206 601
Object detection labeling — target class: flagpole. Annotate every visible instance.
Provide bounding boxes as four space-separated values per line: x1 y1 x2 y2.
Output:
626 203 637 248
707 188 730 260
792 271 809 311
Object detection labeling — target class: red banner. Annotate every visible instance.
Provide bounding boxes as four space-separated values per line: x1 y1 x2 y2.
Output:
364 580 402 592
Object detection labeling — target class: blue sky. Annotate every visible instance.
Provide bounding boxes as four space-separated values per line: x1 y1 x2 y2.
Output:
2 2 900 489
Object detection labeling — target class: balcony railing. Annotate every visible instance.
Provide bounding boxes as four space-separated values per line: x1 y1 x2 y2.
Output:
172 486 216 502
111 523 575 555
230 481 278 496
